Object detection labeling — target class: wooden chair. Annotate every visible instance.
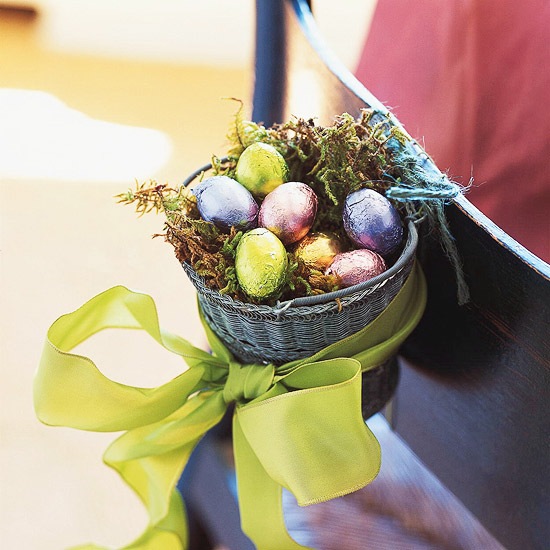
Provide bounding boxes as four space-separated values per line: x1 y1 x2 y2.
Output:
180 1 550 548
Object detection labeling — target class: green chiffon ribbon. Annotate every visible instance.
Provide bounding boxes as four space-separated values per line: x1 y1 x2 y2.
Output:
34 263 426 550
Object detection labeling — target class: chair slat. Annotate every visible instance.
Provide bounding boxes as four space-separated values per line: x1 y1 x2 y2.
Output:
251 2 550 549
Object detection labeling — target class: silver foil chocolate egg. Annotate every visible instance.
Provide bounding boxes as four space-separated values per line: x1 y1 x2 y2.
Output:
326 248 387 288
235 228 288 300
192 175 259 231
343 188 403 256
258 181 318 245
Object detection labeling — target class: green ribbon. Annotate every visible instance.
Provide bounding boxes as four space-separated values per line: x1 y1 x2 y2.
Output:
34 263 426 550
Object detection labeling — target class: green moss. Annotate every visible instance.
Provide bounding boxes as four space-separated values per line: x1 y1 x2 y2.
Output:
119 105 466 304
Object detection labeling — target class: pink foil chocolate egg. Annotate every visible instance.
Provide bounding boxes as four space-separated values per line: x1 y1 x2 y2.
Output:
326 249 386 288
258 181 318 245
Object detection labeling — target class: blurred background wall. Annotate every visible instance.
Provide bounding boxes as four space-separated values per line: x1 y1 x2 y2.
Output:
0 2 376 549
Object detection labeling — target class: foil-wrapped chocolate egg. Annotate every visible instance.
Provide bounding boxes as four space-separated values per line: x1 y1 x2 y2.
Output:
235 142 289 197
343 188 403 256
293 232 345 271
192 175 258 231
258 181 318 245
326 249 386 288
235 228 288 300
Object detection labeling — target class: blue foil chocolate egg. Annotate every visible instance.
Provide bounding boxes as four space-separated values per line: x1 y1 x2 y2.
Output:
326 249 387 288
192 175 259 231
343 188 403 256
258 181 318 245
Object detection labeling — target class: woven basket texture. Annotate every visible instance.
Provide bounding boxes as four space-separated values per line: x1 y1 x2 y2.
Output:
182 220 417 366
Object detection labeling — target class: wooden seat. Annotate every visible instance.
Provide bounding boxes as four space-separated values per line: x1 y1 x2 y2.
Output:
181 1 550 548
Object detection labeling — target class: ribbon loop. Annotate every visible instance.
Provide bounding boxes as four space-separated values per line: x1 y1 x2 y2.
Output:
236 358 380 508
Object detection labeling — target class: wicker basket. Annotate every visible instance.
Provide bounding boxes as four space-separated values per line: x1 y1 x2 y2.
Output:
181 165 418 417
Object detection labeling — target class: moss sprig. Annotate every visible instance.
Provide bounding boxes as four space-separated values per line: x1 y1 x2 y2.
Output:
116 180 196 221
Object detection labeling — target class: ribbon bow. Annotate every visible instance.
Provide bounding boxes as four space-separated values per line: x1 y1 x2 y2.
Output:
34 263 426 549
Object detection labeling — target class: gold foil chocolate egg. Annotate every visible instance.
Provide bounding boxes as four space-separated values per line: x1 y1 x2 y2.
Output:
235 142 289 197
235 228 288 300
258 181 318 245
326 249 386 288
293 232 344 271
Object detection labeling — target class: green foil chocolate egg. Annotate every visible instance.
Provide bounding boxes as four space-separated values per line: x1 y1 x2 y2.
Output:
235 228 288 300
293 231 345 271
235 142 289 197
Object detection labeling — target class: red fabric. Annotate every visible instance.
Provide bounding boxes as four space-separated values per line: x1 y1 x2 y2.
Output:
355 0 550 261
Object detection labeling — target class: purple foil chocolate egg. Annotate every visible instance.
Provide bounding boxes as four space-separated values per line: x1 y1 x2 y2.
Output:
326 249 387 288
343 188 403 256
258 181 317 245
192 175 259 231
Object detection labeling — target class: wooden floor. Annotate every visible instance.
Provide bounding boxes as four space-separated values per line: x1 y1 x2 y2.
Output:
1 7 504 549
184 414 505 550
290 414 505 549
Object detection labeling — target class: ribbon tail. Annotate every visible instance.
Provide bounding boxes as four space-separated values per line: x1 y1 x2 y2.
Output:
70 489 186 550
102 391 227 550
233 413 311 550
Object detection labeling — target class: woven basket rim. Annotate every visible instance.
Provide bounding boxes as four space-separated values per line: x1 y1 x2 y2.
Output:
181 162 417 316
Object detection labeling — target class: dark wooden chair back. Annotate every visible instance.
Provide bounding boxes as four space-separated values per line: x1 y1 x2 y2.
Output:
252 2 550 549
